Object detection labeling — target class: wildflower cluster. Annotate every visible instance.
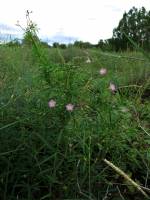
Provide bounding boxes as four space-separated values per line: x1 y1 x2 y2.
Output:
48 68 117 111
99 68 117 93
48 99 74 112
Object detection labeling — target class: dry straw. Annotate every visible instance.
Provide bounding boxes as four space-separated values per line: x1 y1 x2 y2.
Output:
104 158 149 199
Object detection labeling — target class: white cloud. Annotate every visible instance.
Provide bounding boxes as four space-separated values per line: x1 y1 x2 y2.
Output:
0 0 150 43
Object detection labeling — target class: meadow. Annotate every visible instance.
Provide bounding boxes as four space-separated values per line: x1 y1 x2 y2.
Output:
0 43 150 199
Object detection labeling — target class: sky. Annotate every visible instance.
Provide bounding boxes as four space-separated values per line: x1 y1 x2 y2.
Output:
0 0 150 44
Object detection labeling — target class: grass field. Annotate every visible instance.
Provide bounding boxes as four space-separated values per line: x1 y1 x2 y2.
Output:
0 44 150 199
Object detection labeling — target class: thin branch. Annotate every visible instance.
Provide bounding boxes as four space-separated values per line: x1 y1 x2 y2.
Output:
118 85 142 89
145 169 149 188
0 121 20 131
131 105 150 137
110 182 150 193
117 186 126 200
102 185 110 200
139 124 150 137
103 158 149 199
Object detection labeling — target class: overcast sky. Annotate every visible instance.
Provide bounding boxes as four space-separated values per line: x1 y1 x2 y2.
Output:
0 0 150 44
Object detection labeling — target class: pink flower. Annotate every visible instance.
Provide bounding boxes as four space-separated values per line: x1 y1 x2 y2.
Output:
66 103 74 112
109 83 117 93
99 68 107 75
48 99 56 108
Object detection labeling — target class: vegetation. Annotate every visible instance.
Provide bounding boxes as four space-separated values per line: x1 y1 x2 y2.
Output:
96 7 150 51
0 8 150 200
113 7 150 51
4 7 150 52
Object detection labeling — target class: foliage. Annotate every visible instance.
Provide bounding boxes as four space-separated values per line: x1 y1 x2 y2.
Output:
6 39 21 47
19 10 41 46
113 7 150 51
69 7 150 52
74 40 93 49
53 42 67 49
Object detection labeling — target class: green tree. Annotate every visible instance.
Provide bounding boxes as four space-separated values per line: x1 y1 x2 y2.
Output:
113 7 150 51
52 43 67 49
53 42 59 48
74 40 92 48
6 39 21 47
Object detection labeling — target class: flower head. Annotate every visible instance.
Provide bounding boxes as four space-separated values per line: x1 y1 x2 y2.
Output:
48 99 56 108
66 103 74 112
99 68 107 75
109 83 117 93
86 57 91 63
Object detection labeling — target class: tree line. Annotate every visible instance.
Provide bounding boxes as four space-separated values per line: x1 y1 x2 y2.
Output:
5 7 150 51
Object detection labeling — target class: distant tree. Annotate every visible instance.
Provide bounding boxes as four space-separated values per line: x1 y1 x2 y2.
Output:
74 41 82 48
59 43 67 49
53 42 59 48
6 39 21 47
96 39 115 51
97 39 105 49
74 41 92 48
41 41 51 48
113 7 150 51
52 43 67 49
